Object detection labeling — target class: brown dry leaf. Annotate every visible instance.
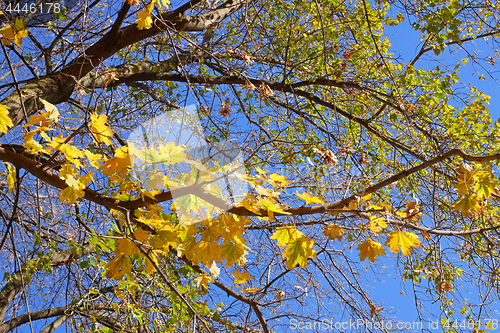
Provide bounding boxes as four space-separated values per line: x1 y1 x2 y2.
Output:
368 303 383 318
342 49 356 60
259 83 275 97
421 231 432 240
242 81 257 92
219 99 231 118
438 281 452 293
241 51 254 66
405 200 420 216
313 147 338 165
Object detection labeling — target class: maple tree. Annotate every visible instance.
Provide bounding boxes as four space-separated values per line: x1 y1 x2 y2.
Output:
1 0 500 331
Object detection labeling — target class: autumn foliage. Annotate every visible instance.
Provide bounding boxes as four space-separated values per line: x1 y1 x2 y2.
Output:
1 0 500 332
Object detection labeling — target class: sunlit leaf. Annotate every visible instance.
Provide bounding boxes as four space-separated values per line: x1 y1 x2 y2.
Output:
385 231 421 256
357 239 385 262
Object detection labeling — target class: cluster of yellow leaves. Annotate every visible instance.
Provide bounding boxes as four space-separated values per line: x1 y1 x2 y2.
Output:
191 216 249 267
0 18 28 46
134 0 170 30
369 216 387 233
253 167 290 187
271 227 317 269
452 164 498 217
106 229 156 280
357 231 421 262
22 99 60 153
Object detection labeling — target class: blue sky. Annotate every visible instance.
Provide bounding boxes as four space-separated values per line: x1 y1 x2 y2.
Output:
387 20 500 121
358 20 500 331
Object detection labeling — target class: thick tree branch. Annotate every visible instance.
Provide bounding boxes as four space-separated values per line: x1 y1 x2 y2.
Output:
1 0 248 128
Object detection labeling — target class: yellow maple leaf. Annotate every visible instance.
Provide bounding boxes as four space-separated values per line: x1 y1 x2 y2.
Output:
114 238 140 256
269 172 290 186
271 226 304 249
0 104 12 133
158 141 186 164
282 236 317 269
474 169 498 200
296 192 326 205
219 240 248 267
232 269 254 284
106 255 132 280
357 239 385 262
188 241 220 266
136 10 153 30
195 273 214 290
0 18 27 46
369 216 387 233
3 163 16 193
209 261 220 278
258 197 290 220
452 193 480 217
59 186 84 204
100 146 130 177
90 113 113 145
385 231 421 256
39 99 60 122
323 224 344 241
